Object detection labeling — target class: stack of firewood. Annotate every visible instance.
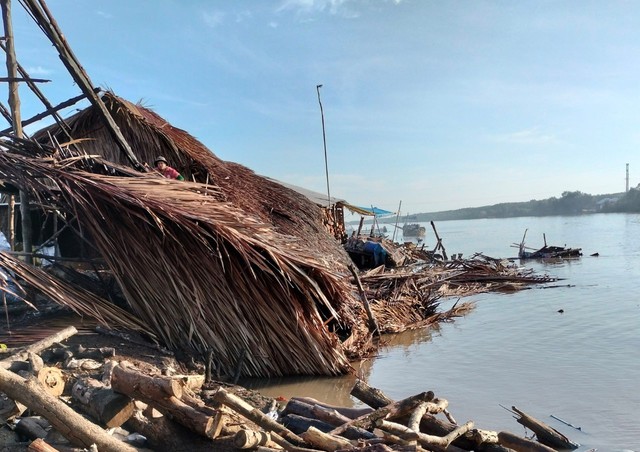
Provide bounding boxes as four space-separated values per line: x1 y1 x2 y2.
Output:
0 327 579 452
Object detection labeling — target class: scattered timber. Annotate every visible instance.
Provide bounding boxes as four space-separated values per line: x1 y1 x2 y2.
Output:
0 328 582 451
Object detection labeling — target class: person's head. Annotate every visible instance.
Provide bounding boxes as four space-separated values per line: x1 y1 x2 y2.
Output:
154 156 167 170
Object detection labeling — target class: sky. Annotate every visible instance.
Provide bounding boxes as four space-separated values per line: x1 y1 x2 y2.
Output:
5 0 640 216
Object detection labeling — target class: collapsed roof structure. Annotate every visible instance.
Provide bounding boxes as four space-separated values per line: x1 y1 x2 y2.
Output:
0 0 376 377
0 89 377 377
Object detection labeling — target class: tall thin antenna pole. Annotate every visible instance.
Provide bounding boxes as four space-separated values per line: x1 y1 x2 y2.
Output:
316 84 331 207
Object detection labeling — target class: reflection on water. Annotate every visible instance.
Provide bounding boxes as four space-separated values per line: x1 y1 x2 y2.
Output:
240 323 442 406
239 374 360 407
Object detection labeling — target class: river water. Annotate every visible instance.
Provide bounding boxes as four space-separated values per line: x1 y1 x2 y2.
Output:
243 213 640 452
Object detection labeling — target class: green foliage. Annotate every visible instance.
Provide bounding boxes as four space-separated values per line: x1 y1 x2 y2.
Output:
407 190 635 222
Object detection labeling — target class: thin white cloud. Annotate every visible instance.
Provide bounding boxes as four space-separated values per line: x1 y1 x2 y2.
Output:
96 10 113 19
235 11 253 23
490 127 558 145
269 22 279 28
276 0 359 18
25 66 52 76
202 10 225 28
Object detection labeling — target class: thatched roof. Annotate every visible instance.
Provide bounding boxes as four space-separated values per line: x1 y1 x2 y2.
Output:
34 92 346 255
0 150 363 376
1 93 367 377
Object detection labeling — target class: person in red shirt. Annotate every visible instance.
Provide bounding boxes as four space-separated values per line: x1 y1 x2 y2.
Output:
154 156 184 180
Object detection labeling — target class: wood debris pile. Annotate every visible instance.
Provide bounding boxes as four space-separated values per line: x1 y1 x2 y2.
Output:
0 326 579 452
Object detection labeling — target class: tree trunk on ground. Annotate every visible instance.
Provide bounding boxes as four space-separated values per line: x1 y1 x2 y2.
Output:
26 438 59 452
376 418 473 450
124 410 217 452
0 366 137 452
211 388 311 449
329 390 435 437
110 360 183 399
71 378 134 428
300 426 355 451
111 365 217 438
1 327 78 370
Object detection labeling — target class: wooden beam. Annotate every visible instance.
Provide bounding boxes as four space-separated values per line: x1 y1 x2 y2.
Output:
0 39 73 137
0 76 50 83
20 0 143 170
0 89 96 136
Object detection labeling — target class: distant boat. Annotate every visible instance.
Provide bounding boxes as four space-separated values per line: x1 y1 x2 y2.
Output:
403 223 426 238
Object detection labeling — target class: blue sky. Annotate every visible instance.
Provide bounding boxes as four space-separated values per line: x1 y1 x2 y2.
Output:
6 0 640 214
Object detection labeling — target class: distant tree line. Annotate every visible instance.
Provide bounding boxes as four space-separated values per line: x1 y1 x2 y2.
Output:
390 189 640 223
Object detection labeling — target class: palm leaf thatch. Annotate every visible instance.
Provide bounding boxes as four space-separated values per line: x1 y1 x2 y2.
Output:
0 152 360 376
33 92 347 258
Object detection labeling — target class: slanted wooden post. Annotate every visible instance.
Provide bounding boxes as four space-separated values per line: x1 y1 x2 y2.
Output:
430 221 447 261
20 0 143 170
1 0 32 264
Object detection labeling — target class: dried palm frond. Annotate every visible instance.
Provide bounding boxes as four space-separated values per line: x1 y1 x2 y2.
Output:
0 152 357 376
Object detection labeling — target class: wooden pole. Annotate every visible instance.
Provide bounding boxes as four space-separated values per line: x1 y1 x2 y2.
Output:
0 89 95 136
1 0 32 265
20 0 143 170
392 200 402 242
8 193 15 249
348 264 379 335
430 221 447 261
0 326 78 369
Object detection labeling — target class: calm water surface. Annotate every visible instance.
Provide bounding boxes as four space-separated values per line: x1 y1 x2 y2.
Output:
244 213 640 452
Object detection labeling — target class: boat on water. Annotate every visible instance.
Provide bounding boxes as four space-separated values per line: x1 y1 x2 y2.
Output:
515 229 582 259
403 223 426 237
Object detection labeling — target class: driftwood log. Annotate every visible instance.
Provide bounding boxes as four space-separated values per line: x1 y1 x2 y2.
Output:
376 418 474 449
283 398 376 440
124 410 217 452
290 396 373 419
351 379 507 451
212 387 311 449
328 390 434 437
111 361 217 437
301 426 355 451
498 431 557 452
512 406 579 450
0 326 78 370
26 438 60 452
233 429 272 449
0 366 136 452
111 360 184 399
72 377 134 428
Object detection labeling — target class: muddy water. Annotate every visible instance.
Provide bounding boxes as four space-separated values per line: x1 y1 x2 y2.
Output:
243 214 640 452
